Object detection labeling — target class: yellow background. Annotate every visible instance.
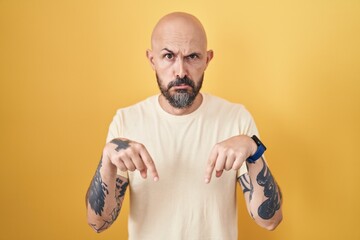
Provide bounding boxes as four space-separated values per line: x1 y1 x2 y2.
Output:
1 0 359 239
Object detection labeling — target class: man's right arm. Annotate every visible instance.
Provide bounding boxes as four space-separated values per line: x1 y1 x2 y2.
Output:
85 138 159 233
85 153 128 233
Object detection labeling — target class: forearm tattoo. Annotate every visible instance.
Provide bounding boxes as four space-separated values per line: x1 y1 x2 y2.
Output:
256 157 281 220
238 173 255 218
89 177 129 232
238 174 254 201
110 138 130 152
86 153 129 232
87 157 109 216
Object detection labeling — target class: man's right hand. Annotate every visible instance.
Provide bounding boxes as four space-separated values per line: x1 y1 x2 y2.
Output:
103 138 159 181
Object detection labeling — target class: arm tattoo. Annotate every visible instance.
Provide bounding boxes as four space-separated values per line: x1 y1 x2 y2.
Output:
110 139 130 152
87 157 109 216
89 177 129 233
256 157 281 220
238 173 255 218
238 174 254 201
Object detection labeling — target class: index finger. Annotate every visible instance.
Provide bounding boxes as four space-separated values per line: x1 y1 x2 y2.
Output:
205 147 218 184
139 147 159 181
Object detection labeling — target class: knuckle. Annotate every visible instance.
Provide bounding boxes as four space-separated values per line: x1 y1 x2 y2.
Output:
137 165 145 171
215 165 223 171
228 149 235 155
225 165 232 171
214 143 222 150
110 155 119 164
117 151 128 159
133 142 144 150
119 165 127 171
120 167 127 172
145 157 153 164
127 147 136 156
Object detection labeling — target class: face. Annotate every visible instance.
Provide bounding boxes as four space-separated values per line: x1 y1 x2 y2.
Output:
147 14 213 109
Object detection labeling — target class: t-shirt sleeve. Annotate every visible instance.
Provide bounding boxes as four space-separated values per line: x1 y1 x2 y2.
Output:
106 112 129 178
237 106 263 177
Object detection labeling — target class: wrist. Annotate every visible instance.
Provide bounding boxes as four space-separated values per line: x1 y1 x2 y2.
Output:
101 149 117 174
246 135 267 163
249 137 258 156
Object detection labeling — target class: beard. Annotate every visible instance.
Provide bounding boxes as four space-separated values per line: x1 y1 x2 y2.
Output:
156 74 204 109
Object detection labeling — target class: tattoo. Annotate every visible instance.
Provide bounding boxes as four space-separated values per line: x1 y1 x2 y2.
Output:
238 174 254 201
110 139 130 152
256 157 281 220
238 173 255 218
89 177 129 233
87 157 109 216
116 177 129 199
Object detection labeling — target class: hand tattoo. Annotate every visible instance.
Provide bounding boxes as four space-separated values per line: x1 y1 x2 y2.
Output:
110 139 130 152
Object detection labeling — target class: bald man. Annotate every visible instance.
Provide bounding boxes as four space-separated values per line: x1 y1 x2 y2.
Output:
86 12 282 239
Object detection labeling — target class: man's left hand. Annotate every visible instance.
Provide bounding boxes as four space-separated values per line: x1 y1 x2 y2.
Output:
204 135 257 183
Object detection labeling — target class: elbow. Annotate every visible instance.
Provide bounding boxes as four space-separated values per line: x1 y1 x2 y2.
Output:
89 224 104 234
87 219 108 233
86 211 108 233
264 217 282 231
254 212 283 231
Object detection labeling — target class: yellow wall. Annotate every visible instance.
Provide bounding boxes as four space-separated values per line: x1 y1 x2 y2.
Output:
1 0 359 239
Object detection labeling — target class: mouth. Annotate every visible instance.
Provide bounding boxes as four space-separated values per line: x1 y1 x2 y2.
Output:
172 84 191 90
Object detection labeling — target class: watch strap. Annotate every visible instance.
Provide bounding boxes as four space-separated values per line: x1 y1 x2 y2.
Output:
246 135 267 163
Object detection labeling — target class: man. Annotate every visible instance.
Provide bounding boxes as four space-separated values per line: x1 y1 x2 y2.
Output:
86 12 282 239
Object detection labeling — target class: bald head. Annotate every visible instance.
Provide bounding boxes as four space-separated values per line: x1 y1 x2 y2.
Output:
151 12 208 51
146 12 213 113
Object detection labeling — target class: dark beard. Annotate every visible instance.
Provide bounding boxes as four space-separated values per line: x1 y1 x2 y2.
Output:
156 74 203 109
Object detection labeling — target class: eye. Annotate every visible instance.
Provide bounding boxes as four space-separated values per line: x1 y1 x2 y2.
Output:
187 54 199 60
164 53 174 60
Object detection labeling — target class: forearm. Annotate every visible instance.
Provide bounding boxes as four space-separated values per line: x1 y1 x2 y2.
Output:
86 155 128 233
238 157 282 230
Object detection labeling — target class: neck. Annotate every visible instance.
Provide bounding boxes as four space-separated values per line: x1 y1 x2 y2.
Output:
158 93 203 116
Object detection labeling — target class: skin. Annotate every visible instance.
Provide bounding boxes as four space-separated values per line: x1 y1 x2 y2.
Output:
86 12 282 233
146 12 213 115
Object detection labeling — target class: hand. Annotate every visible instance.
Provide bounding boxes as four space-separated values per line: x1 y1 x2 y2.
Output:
204 135 257 183
103 138 159 181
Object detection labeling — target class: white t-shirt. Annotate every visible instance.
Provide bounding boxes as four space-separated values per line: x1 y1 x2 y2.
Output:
106 93 259 240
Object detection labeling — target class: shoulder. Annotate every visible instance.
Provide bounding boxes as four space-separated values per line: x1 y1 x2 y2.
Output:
114 95 158 116
204 93 251 117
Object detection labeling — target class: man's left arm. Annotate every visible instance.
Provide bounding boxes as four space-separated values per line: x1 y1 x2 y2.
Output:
205 135 283 230
238 157 282 230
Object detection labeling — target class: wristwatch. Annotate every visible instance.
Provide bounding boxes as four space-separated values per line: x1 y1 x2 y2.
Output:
246 135 267 163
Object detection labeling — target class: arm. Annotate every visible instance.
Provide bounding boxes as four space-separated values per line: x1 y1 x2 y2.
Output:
204 135 282 230
238 157 282 230
85 154 129 233
86 138 159 233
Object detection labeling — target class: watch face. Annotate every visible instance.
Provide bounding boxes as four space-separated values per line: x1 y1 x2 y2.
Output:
247 136 267 163
252 135 266 149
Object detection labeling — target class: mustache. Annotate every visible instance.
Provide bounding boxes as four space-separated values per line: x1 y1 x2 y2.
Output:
167 76 195 90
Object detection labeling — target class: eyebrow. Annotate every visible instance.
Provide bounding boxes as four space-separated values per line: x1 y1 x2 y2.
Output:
162 48 174 54
161 48 202 58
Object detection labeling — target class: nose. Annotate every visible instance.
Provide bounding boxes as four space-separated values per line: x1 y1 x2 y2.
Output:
174 58 186 79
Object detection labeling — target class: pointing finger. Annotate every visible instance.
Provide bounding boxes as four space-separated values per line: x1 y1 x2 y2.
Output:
128 149 148 179
139 147 159 181
205 147 218 183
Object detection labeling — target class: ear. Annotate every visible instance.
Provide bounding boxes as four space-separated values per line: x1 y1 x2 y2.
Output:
204 50 214 69
146 49 156 70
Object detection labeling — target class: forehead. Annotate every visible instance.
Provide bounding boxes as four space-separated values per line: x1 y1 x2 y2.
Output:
157 32 204 53
151 16 207 53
